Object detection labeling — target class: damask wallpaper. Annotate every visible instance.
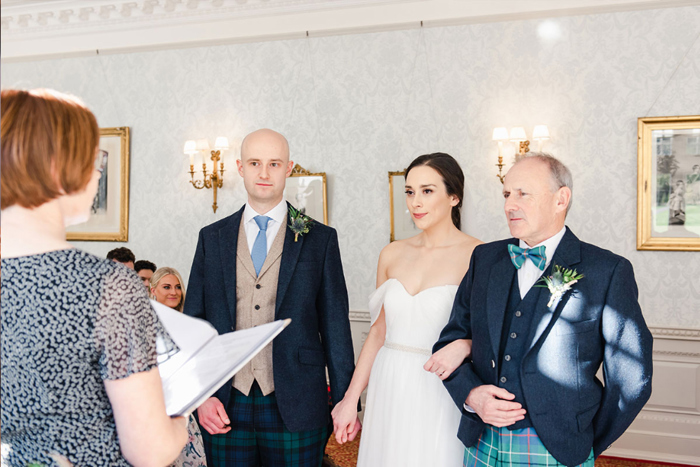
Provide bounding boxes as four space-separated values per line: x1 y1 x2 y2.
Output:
3 6 699 327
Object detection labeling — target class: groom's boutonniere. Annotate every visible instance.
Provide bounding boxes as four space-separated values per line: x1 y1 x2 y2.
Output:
536 265 584 307
288 206 313 242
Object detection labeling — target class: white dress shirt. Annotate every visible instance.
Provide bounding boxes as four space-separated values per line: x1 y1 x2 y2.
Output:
243 199 288 255
517 226 567 299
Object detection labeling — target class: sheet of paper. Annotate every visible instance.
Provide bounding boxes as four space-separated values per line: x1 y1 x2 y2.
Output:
159 318 290 417
152 300 218 380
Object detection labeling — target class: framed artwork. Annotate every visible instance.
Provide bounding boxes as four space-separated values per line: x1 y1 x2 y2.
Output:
389 170 421 242
284 164 328 225
637 115 700 251
67 127 130 242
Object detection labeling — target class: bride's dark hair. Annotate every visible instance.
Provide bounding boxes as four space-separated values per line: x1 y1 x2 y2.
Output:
404 152 464 230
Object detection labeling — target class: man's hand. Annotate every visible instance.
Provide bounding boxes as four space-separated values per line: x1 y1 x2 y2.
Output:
197 397 231 435
424 339 472 380
465 385 526 427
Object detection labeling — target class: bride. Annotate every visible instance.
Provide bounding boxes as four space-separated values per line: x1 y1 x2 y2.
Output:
331 152 482 466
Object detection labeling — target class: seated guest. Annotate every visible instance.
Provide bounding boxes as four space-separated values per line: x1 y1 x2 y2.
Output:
107 247 136 269
135 259 157 289
1 88 187 466
150 267 207 467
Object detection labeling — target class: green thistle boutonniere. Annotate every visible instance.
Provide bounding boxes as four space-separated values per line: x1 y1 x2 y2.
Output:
288 206 313 242
536 265 584 307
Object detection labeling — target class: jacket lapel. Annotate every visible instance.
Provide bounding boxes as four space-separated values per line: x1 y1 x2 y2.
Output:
220 206 245 326
486 241 518 362
275 203 302 315
525 227 582 352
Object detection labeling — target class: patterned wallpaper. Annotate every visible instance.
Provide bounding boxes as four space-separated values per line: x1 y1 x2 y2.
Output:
3 6 699 327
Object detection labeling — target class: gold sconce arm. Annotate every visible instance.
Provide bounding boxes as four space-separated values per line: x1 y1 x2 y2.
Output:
188 148 226 212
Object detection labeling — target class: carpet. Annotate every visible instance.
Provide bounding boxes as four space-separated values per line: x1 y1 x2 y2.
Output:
323 432 688 467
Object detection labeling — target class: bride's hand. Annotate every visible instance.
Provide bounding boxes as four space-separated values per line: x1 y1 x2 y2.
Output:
331 398 360 444
424 339 472 380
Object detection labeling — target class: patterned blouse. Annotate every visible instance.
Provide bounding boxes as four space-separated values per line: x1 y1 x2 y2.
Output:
1 249 166 466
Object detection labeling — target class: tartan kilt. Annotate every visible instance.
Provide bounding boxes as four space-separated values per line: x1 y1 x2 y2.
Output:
202 382 328 467
464 426 594 467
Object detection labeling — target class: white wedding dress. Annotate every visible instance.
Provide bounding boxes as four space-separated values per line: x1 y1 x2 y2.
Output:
357 278 464 467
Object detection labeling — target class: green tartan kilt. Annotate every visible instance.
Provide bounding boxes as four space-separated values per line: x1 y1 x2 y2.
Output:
464 426 594 467
202 382 328 467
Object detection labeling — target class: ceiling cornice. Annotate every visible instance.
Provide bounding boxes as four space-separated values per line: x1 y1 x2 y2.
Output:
2 0 699 63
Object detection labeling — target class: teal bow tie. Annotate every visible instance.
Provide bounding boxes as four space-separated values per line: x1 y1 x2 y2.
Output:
508 244 547 271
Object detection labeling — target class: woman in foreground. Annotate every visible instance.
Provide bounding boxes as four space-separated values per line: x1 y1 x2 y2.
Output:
1 88 187 466
331 153 482 466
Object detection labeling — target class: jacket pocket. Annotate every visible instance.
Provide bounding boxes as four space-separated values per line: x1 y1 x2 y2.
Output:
555 318 598 336
298 347 326 366
576 402 599 432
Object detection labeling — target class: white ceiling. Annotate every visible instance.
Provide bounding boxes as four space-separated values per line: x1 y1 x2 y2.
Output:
2 0 699 62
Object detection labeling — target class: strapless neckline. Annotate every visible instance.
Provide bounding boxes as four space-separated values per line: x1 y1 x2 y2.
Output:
382 277 459 298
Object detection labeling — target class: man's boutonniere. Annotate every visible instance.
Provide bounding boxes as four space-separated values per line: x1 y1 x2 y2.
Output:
288 206 313 242
536 265 584 307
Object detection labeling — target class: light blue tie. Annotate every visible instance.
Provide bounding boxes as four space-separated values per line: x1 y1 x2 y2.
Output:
251 215 270 276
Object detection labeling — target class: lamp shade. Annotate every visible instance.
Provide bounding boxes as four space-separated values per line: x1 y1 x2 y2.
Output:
195 139 211 152
183 140 198 155
509 127 527 142
532 125 550 140
214 137 230 151
492 127 509 141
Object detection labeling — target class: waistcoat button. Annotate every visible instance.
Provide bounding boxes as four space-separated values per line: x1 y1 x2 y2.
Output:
255 305 260 310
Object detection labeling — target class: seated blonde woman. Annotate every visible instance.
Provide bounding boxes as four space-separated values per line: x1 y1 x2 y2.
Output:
150 267 207 467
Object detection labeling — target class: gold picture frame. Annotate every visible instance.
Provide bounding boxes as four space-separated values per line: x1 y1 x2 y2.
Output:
389 170 421 242
285 164 328 225
67 127 130 242
637 115 700 251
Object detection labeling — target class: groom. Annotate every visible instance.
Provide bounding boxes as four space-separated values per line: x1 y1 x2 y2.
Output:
435 154 653 466
184 129 359 466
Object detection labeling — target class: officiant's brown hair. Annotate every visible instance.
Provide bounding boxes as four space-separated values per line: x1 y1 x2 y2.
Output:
1 88 99 210
405 152 465 230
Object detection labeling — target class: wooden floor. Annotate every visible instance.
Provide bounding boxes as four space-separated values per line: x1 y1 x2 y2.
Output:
323 432 687 467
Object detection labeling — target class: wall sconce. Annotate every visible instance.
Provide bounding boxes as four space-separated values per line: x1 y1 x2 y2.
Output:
184 137 228 213
492 125 549 183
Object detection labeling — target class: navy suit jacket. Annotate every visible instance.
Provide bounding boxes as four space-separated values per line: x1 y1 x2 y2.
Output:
184 203 356 432
434 228 653 466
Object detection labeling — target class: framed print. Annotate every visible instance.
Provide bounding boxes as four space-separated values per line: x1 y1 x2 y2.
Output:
284 164 328 225
637 115 700 251
389 170 421 242
67 127 130 242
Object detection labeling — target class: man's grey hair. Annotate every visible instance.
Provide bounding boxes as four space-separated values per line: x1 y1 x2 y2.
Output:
515 152 573 215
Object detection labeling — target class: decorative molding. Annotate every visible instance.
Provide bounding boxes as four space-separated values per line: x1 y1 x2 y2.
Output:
637 413 700 425
2 0 698 62
652 349 700 358
349 310 370 322
649 326 700 340
0 0 404 34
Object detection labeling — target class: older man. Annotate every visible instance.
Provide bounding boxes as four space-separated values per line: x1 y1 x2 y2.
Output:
435 153 653 466
184 129 359 466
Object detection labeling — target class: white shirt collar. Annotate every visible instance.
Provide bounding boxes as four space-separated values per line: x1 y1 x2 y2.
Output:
519 226 567 268
243 198 288 226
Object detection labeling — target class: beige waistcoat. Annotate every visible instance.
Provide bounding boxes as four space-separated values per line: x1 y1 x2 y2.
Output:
232 217 286 396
